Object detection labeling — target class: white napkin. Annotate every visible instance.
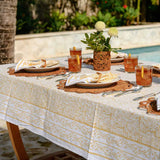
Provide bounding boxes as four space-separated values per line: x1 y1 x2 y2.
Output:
111 52 127 59
153 64 160 69
66 72 118 86
155 94 160 111
15 59 59 72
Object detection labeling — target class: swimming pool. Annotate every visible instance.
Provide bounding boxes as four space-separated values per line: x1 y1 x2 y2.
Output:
121 45 160 63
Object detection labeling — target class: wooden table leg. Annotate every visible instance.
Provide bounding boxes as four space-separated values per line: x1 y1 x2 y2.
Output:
6 122 29 160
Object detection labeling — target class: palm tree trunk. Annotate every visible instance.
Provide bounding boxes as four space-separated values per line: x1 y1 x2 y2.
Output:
0 0 17 64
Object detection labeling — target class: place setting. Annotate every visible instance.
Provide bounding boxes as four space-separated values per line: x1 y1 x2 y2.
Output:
121 54 160 115
57 71 135 94
57 44 136 94
7 58 68 78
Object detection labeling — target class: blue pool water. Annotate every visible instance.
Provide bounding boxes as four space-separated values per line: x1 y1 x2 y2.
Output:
120 45 160 63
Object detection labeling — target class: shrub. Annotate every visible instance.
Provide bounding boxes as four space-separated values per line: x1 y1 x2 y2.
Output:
46 11 66 32
91 0 122 13
89 11 118 28
120 5 139 25
70 12 90 30
32 11 66 33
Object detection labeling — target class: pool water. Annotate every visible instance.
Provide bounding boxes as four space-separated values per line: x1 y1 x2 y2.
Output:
120 45 160 63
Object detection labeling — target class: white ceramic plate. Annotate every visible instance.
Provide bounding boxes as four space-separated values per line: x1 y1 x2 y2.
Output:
24 65 60 73
76 77 120 88
111 57 124 63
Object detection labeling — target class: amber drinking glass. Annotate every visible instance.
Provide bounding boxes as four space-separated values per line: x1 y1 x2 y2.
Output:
70 47 82 56
136 65 152 86
68 55 82 72
124 56 138 72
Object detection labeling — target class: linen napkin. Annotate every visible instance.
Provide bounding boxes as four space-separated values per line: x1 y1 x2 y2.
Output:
15 59 59 72
155 94 160 111
66 72 118 86
153 64 160 69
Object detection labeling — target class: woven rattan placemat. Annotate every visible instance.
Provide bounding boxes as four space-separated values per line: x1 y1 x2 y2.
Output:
57 79 133 94
138 98 160 115
8 67 67 77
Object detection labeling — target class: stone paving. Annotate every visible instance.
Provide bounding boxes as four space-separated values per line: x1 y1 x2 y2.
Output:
0 119 66 160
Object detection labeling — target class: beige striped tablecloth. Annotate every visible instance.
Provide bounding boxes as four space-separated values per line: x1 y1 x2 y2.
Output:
0 58 160 160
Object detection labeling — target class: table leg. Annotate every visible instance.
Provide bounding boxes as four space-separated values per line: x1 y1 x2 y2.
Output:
6 122 29 160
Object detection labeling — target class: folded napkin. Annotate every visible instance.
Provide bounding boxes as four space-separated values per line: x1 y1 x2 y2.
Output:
155 94 160 111
15 59 59 72
111 51 127 59
66 72 118 86
153 64 160 69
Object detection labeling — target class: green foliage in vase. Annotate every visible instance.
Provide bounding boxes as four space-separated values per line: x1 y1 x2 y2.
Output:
81 24 120 53
81 31 111 52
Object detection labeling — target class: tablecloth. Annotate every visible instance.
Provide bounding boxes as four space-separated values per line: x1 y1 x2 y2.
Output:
0 57 160 160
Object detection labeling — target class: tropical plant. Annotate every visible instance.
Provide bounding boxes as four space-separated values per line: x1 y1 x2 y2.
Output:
33 11 66 33
120 5 139 25
70 12 90 30
89 11 118 29
81 21 119 52
150 0 158 5
33 21 48 33
16 0 36 34
47 11 66 32
91 0 122 13
97 11 118 27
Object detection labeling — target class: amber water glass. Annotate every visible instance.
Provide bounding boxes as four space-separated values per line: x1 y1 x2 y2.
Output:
136 65 152 86
124 56 138 72
68 55 82 72
70 48 82 56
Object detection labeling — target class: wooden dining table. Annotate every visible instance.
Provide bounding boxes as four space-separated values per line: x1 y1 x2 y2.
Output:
0 56 160 160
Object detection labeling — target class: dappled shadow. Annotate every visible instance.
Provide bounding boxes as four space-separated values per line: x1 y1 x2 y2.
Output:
0 128 65 160
152 77 160 84
82 63 94 70
116 68 125 73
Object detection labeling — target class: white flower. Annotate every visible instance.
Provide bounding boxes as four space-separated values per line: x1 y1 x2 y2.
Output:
108 27 118 37
95 21 105 31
